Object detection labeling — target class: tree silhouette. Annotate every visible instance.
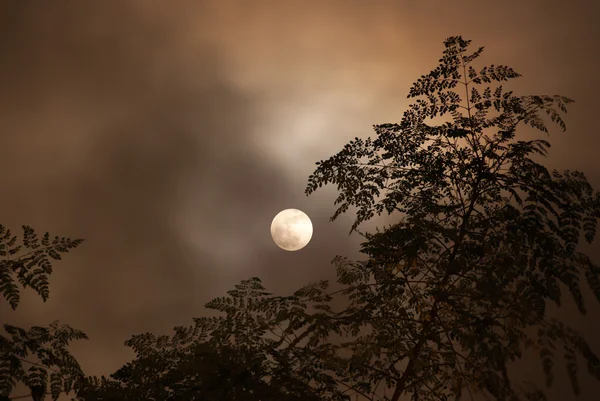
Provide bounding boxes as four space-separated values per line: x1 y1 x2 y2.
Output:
75 279 330 400
0 225 87 400
112 35 600 401
76 340 323 401
300 36 600 399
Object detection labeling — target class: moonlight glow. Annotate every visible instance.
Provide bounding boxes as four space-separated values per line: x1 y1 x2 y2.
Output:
270 209 313 251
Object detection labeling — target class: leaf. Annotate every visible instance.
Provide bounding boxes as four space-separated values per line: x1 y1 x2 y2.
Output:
1 225 83 309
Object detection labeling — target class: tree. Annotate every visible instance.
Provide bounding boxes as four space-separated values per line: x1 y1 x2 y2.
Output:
75 279 330 400
76 341 323 401
299 36 600 399
0 225 87 400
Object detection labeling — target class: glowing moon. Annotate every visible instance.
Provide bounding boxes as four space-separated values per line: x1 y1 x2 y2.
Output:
270 209 313 251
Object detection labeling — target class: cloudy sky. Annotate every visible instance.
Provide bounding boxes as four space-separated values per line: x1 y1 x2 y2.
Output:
1 1 599 400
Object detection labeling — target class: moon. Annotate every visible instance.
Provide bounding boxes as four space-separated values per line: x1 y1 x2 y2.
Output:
270 209 313 251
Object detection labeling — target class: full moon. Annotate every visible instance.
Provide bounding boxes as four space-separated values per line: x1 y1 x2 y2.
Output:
270 209 313 251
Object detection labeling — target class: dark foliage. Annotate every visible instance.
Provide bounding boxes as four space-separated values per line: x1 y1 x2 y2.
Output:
0 225 87 400
301 36 600 400
74 278 335 400
76 341 322 401
0 225 83 310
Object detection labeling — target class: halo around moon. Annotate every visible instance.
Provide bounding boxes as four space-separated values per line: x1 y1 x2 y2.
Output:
270 209 313 251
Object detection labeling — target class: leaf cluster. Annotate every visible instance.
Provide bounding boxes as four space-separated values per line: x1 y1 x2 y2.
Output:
0 225 87 400
0 322 87 399
296 36 600 400
76 278 345 400
0 225 83 310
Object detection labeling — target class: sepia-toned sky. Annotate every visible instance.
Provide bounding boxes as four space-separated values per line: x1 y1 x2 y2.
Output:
1 1 599 400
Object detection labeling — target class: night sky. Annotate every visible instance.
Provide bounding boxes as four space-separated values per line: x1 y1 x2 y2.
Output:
1 1 599 400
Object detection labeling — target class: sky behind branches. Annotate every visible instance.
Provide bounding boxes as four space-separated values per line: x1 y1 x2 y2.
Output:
1 1 599 399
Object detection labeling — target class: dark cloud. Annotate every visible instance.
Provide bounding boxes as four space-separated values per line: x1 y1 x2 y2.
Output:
0 0 303 375
1 1 599 400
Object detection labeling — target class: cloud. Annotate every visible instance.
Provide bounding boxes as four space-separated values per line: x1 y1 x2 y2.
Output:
0 2 364 381
2 2 600 399
0 1 301 375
